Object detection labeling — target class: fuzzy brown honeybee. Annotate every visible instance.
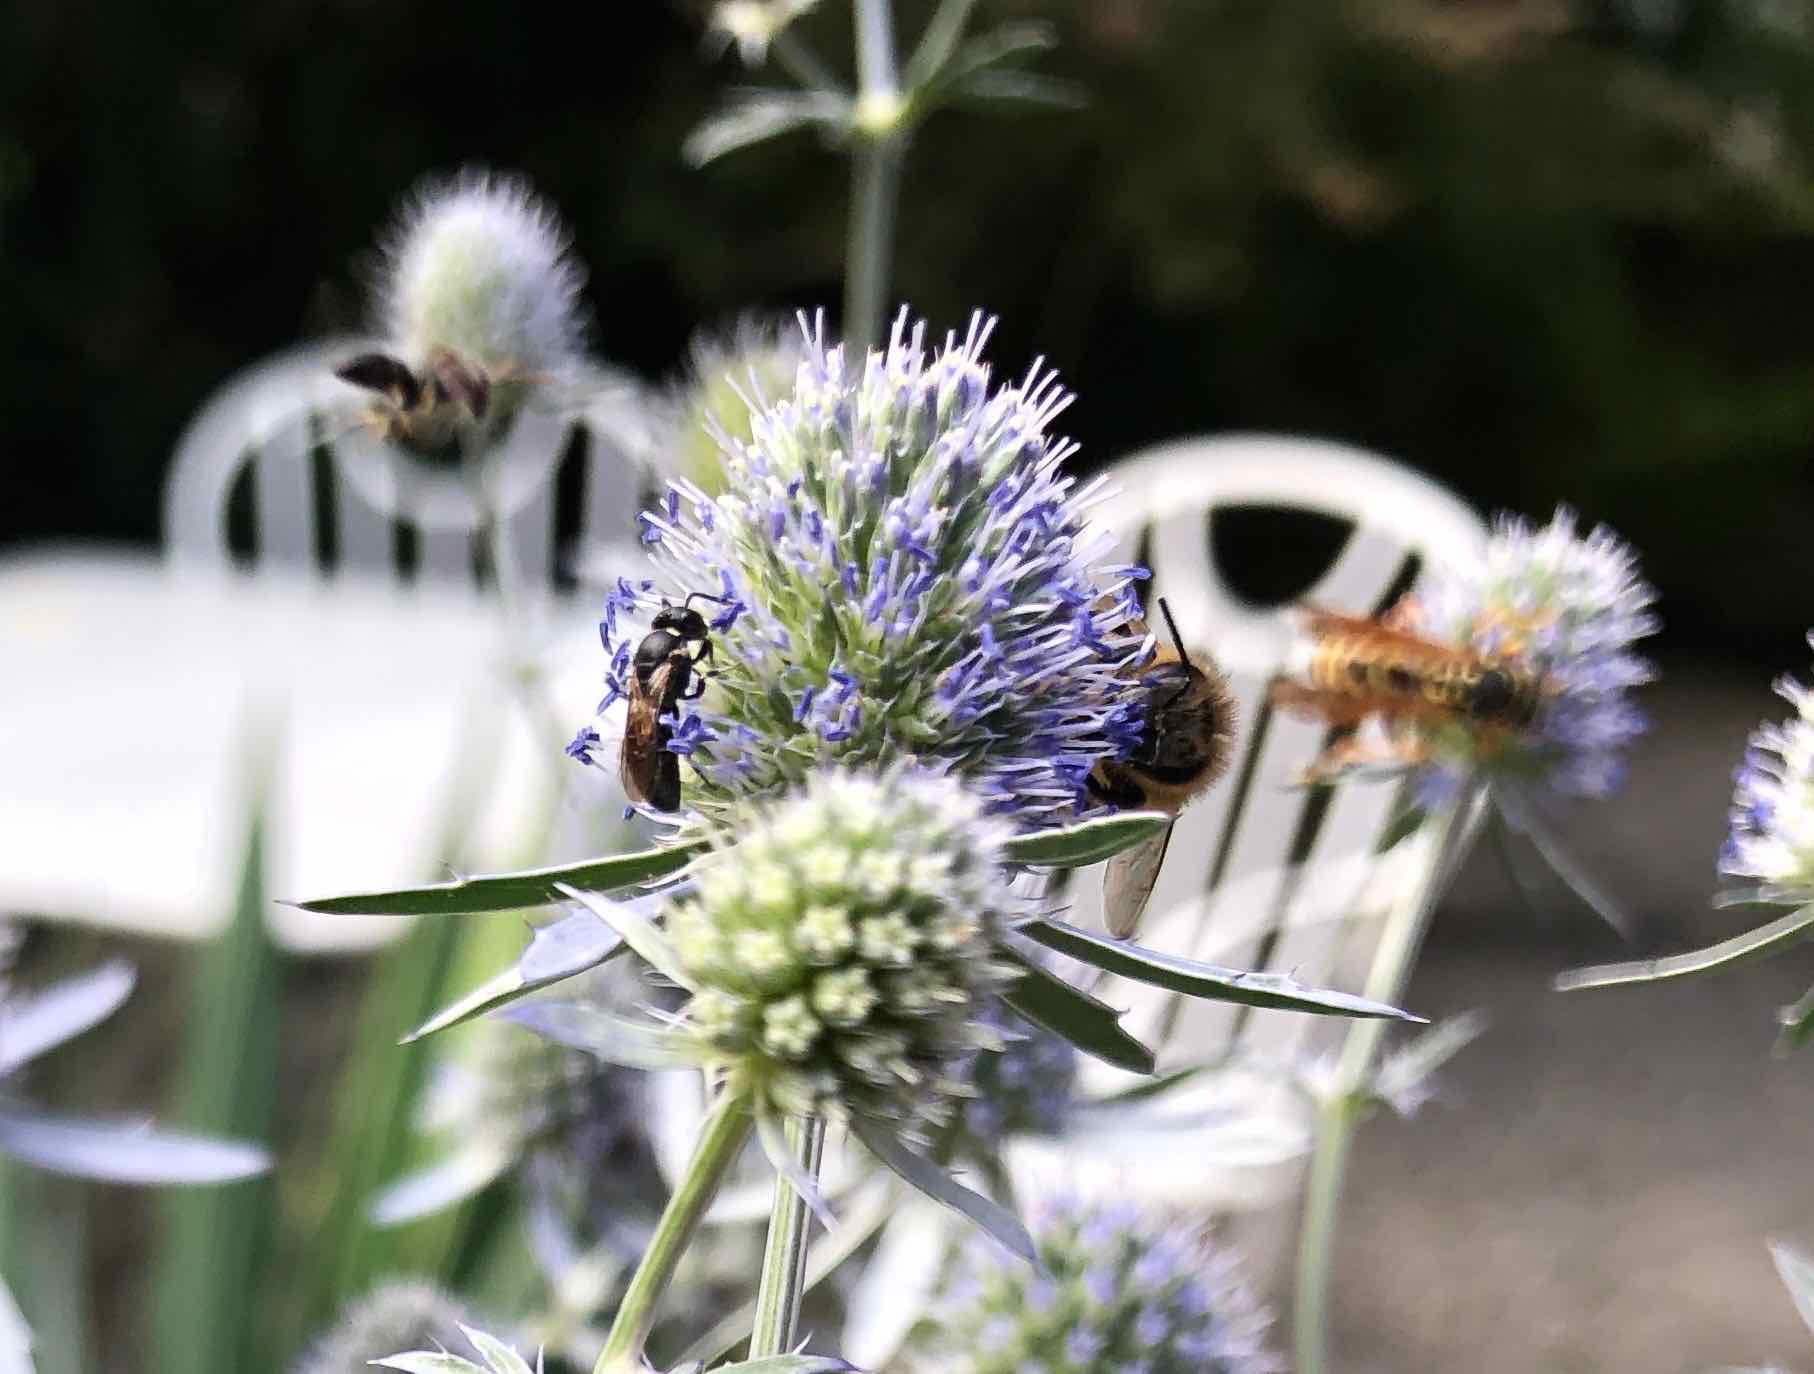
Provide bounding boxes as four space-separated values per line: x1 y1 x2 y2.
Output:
1272 606 1543 778
1086 597 1239 939
335 347 519 452
620 594 732 813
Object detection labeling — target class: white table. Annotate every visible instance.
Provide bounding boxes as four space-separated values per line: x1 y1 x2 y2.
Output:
0 547 619 952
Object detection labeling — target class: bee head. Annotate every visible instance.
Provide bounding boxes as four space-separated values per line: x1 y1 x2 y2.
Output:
651 602 711 642
1468 667 1539 724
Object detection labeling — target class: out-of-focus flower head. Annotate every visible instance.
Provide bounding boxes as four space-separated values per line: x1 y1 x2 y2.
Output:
707 0 819 66
953 1000 1076 1151
379 171 589 394
1402 505 1657 804
292 1281 478 1374
1720 632 1814 904
908 1193 1281 1374
669 766 1020 1133
653 317 812 494
572 309 1151 830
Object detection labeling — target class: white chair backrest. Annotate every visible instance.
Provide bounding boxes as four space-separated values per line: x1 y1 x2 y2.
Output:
1064 434 1489 1087
162 339 647 589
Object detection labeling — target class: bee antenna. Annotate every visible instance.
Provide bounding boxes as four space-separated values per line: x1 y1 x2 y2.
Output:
1155 596 1195 671
682 591 734 609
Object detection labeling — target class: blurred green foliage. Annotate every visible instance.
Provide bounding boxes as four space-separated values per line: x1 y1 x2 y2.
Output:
3 0 1813 651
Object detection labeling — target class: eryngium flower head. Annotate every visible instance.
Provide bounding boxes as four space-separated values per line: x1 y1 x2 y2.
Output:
911 1195 1281 1374
576 310 1149 827
292 1280 477 1374
378 171 588 394
955 1002 1076 1150
654 317 811 494
1401 505 1657 801
1720 633 1814 903
669 767 1018 1129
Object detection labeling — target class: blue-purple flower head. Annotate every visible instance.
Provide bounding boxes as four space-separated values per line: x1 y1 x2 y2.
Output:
574 309 1151 827
1719 633 1814 904
1404 505 1657 802
955 1001 1077 1151
910 1193 1280 1374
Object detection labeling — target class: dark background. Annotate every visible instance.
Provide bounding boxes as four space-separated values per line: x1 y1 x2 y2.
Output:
5 0 1814 656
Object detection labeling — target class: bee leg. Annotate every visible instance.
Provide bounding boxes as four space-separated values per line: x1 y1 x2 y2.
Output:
1267 679 1376 727
1297 731 1424 785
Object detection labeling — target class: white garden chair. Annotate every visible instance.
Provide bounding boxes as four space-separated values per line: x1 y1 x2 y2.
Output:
161 338 650 589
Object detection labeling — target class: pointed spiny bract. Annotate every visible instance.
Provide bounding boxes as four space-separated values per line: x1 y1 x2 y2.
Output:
1720 632 1814 902
379 171 589 384
577 309 1151 829
1403 505 1657 804
672 766 1020 1130
908 1194 1283 1374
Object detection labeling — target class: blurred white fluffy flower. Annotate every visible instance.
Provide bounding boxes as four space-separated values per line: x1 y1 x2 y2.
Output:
1720 633 1814 903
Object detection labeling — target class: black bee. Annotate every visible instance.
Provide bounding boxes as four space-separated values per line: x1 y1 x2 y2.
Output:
620 595 727 812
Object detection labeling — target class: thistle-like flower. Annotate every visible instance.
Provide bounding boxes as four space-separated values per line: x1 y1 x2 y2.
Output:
1720 633 1814 905
668 766 1018 1132
337 172 591 456
572 309 1150 828
381 172 588 389
1400 505 1658 803
293 1281 478 1374
908 1194 1281 1374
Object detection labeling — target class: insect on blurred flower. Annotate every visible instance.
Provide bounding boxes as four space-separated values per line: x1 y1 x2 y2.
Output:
907 1193 1282 1374
335 172 591 455
1400 505 1658 807
1720 633 1814 906
572 309 1151 829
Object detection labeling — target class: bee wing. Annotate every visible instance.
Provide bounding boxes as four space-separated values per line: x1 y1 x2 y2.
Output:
1300 605 1460 660
619 662 672 807
1102 820 1177 940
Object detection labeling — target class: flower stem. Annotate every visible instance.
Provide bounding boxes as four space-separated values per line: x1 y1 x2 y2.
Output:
1292 785 1481 1374
749 1114 827 1358
594 1087 753 1374
843 0 903 352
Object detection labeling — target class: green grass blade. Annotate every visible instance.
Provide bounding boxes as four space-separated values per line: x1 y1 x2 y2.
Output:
151 757 280 1374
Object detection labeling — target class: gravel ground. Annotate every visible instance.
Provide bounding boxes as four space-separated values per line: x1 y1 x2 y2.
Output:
1306 664 1814 1372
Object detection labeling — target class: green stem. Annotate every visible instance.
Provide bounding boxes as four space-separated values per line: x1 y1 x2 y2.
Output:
1292 785 1478 1374
843 0 904 352
749 1115 827 1358
594 1088 753 1374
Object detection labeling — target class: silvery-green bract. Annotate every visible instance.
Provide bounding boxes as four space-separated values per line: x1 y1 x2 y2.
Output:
572 310 1149 829
1404 505 1657 804
294 1281 479 1374
668 767 1018 1130
1721 632 1814 904
910 1194 1281 1374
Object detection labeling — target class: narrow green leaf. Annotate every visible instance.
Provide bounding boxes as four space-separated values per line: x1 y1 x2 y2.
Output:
554 883 694 991
458 1322 539 1374
1554 902 1814 992
849 1117 1035 1265
1019 917 1424 1022
719 1358 859 1374
996 946 1155 1075
1003 812 1171 868
499 1003 705 1071
293 841 704 916
403 912 626 1042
